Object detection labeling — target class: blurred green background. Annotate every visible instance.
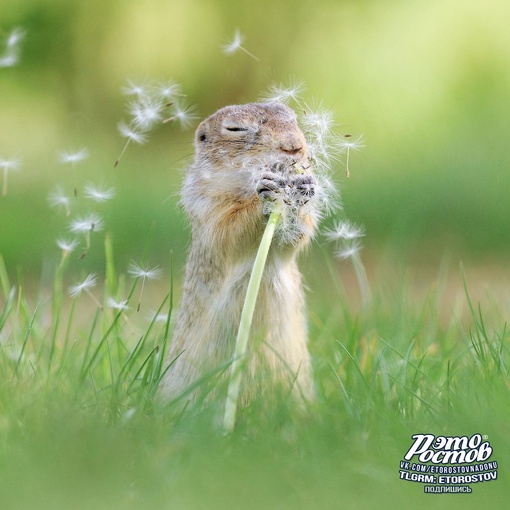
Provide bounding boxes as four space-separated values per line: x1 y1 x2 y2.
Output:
1 0 509 278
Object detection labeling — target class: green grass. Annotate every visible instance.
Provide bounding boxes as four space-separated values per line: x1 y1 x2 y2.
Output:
0 245 508 510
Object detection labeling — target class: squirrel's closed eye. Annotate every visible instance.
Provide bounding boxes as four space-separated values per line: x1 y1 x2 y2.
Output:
221 120 254 134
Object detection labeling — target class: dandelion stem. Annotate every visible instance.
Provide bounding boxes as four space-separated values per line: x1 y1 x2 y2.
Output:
223 209 280 434
351 252 371 312
114 139 131 168
240 46 260 61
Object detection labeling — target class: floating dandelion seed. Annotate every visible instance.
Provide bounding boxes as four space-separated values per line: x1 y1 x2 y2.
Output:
0 157 20 196
261 81 305 106
56 238 78 254
68 273 103 308
121 79 150 98
128 262 162 311
338 133 364 178
70 213 104 234
328 220 371 311
58 148 89 165
68 273 97 298
84 183 116 202
115 121 148 168
156 80 183 101
0 28 25 68
221 30 259 61
334 239 362 260
48 187 72 215
58 148 89 196
163 100 198 128
107 297 129 311
129 96 165 132
70 212 103 256
115 78 194 166
147 311 170 324
324 221 365 242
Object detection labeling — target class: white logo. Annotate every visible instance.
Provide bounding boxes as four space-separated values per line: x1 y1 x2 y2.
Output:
399 433 498 494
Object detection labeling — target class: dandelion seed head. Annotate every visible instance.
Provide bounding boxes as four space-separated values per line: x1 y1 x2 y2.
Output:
84 183 116 202
70 213 104 234
68 273 97 298
58 148 89 165
128 263 162 280
117 121 148 144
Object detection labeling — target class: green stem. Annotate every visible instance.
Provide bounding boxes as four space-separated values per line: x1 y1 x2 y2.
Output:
223 209 280 434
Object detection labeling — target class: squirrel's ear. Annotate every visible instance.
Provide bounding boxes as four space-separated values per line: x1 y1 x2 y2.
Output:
196 121 208 143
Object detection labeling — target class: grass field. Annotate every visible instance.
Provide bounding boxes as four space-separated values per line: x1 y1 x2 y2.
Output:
0 247 508 510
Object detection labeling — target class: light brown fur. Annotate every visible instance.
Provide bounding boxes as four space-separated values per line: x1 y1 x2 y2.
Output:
160 102 319 404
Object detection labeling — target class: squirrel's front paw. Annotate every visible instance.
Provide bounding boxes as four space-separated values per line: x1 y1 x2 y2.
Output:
257 172 287 203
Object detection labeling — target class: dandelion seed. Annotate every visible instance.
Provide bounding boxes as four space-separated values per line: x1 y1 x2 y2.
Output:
48 187 72 215
68 273 97 298
58 147 89 196
163 100 197 129
58 148 89 165
0 28 25 68
70 213 104 234
128 262 162 311
334 239 362 260
324 221 365 242
301 103 335 139
117 121 147 144
156 80 183 100
70 213 103 256
0 157 20 196
337 133 364 178
115 121 148 168
121 78 150 98
221 30 259 61
107 297 129 311
128 263 162 281
84 183 116 202
56 238 78 254
129 96 164 132
147 311 170 323
261 81 305 106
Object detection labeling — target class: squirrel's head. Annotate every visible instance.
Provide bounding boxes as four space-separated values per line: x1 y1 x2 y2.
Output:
193 102 309 170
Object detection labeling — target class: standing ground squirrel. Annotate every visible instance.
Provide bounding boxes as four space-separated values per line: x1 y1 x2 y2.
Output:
161 102 322 405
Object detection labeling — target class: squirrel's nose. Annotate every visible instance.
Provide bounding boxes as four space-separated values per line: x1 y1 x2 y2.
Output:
278 137 303 155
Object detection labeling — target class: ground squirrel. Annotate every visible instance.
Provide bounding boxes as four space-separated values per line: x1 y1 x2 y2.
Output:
161 102 321 405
